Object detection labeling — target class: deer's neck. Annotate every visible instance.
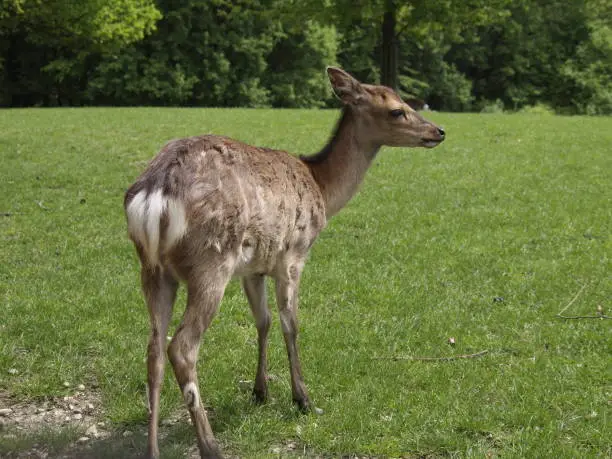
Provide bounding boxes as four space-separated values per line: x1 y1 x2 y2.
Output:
301 108 380 218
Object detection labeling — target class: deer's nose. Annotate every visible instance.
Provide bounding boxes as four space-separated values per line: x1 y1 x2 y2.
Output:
437 127 445 138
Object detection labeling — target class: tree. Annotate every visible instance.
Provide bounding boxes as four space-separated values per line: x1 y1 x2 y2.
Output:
0 0 160 106
447 0 610 113
88 0 339 108
264 21 338 108
87 0 281 106
283 0 509 93
555 0 612 114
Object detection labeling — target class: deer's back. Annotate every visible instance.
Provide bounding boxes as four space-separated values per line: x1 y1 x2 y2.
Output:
125 135 326 279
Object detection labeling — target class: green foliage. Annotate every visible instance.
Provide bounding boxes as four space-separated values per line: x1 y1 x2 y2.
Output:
265 22 338 108
0 0 611 113
86 49 199 105
428 63 474 111
287 0 508 107
335 15 380 84
87 0 279 106
396 31 474 111
0 0 25 20
554 1 612 115
480 99 505 113
92 0 162 46
87 2 340 107
1 0 160 49
449 0 611 114
0 0 160 106
518 103 556 115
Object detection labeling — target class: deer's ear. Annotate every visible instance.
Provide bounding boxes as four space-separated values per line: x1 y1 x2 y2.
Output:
327 67 365 105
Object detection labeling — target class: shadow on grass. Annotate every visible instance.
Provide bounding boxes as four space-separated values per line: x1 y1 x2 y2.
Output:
0 423 199 459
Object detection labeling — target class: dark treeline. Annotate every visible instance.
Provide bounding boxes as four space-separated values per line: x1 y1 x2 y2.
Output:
1 0 610 113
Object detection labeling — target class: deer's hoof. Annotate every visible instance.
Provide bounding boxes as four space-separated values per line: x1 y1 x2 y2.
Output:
252 387 268 404
199 443 224 459
201 453 224 459
293 397 311 414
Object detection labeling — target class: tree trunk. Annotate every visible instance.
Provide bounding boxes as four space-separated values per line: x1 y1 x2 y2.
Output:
381 6 398 91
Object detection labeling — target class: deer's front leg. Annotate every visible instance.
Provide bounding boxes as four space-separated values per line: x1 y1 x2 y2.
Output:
275 268 310 412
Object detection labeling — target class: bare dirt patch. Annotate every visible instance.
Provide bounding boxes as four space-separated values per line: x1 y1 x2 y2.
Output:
0 388 115 458
0 389 107 438
0 389 202 458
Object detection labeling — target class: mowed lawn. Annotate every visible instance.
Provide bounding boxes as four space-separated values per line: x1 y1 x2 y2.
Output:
0 108 610 458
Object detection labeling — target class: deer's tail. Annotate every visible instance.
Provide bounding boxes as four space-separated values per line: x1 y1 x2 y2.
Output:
124 188 187 267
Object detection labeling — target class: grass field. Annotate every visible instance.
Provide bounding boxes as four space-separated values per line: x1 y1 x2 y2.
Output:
0 108 610 458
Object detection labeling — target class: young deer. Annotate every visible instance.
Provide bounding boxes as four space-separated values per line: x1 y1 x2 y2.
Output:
124 67 445 459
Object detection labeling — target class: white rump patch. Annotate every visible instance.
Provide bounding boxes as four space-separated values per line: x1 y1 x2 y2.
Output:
126 190 148 249
183 382 200 409
126 189 188 266
241 245 255 265
145 189 166 264
165 197 188 250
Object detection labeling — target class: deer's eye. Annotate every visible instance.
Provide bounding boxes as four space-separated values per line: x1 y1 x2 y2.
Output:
390 109 405 118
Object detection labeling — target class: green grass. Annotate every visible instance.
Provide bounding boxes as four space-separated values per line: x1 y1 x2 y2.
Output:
0 108 610 458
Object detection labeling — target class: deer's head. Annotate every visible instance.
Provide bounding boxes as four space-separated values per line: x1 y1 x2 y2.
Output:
327 67 445 149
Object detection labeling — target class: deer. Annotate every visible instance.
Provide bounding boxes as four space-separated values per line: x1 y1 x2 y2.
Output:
124 67 445 459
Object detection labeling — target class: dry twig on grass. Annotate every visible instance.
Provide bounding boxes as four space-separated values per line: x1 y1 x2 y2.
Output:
556 283 610 320
374 350 490 362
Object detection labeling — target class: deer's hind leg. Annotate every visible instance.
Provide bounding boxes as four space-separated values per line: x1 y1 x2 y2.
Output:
242 274 271 403
141 266 178 459
168 264 232 459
